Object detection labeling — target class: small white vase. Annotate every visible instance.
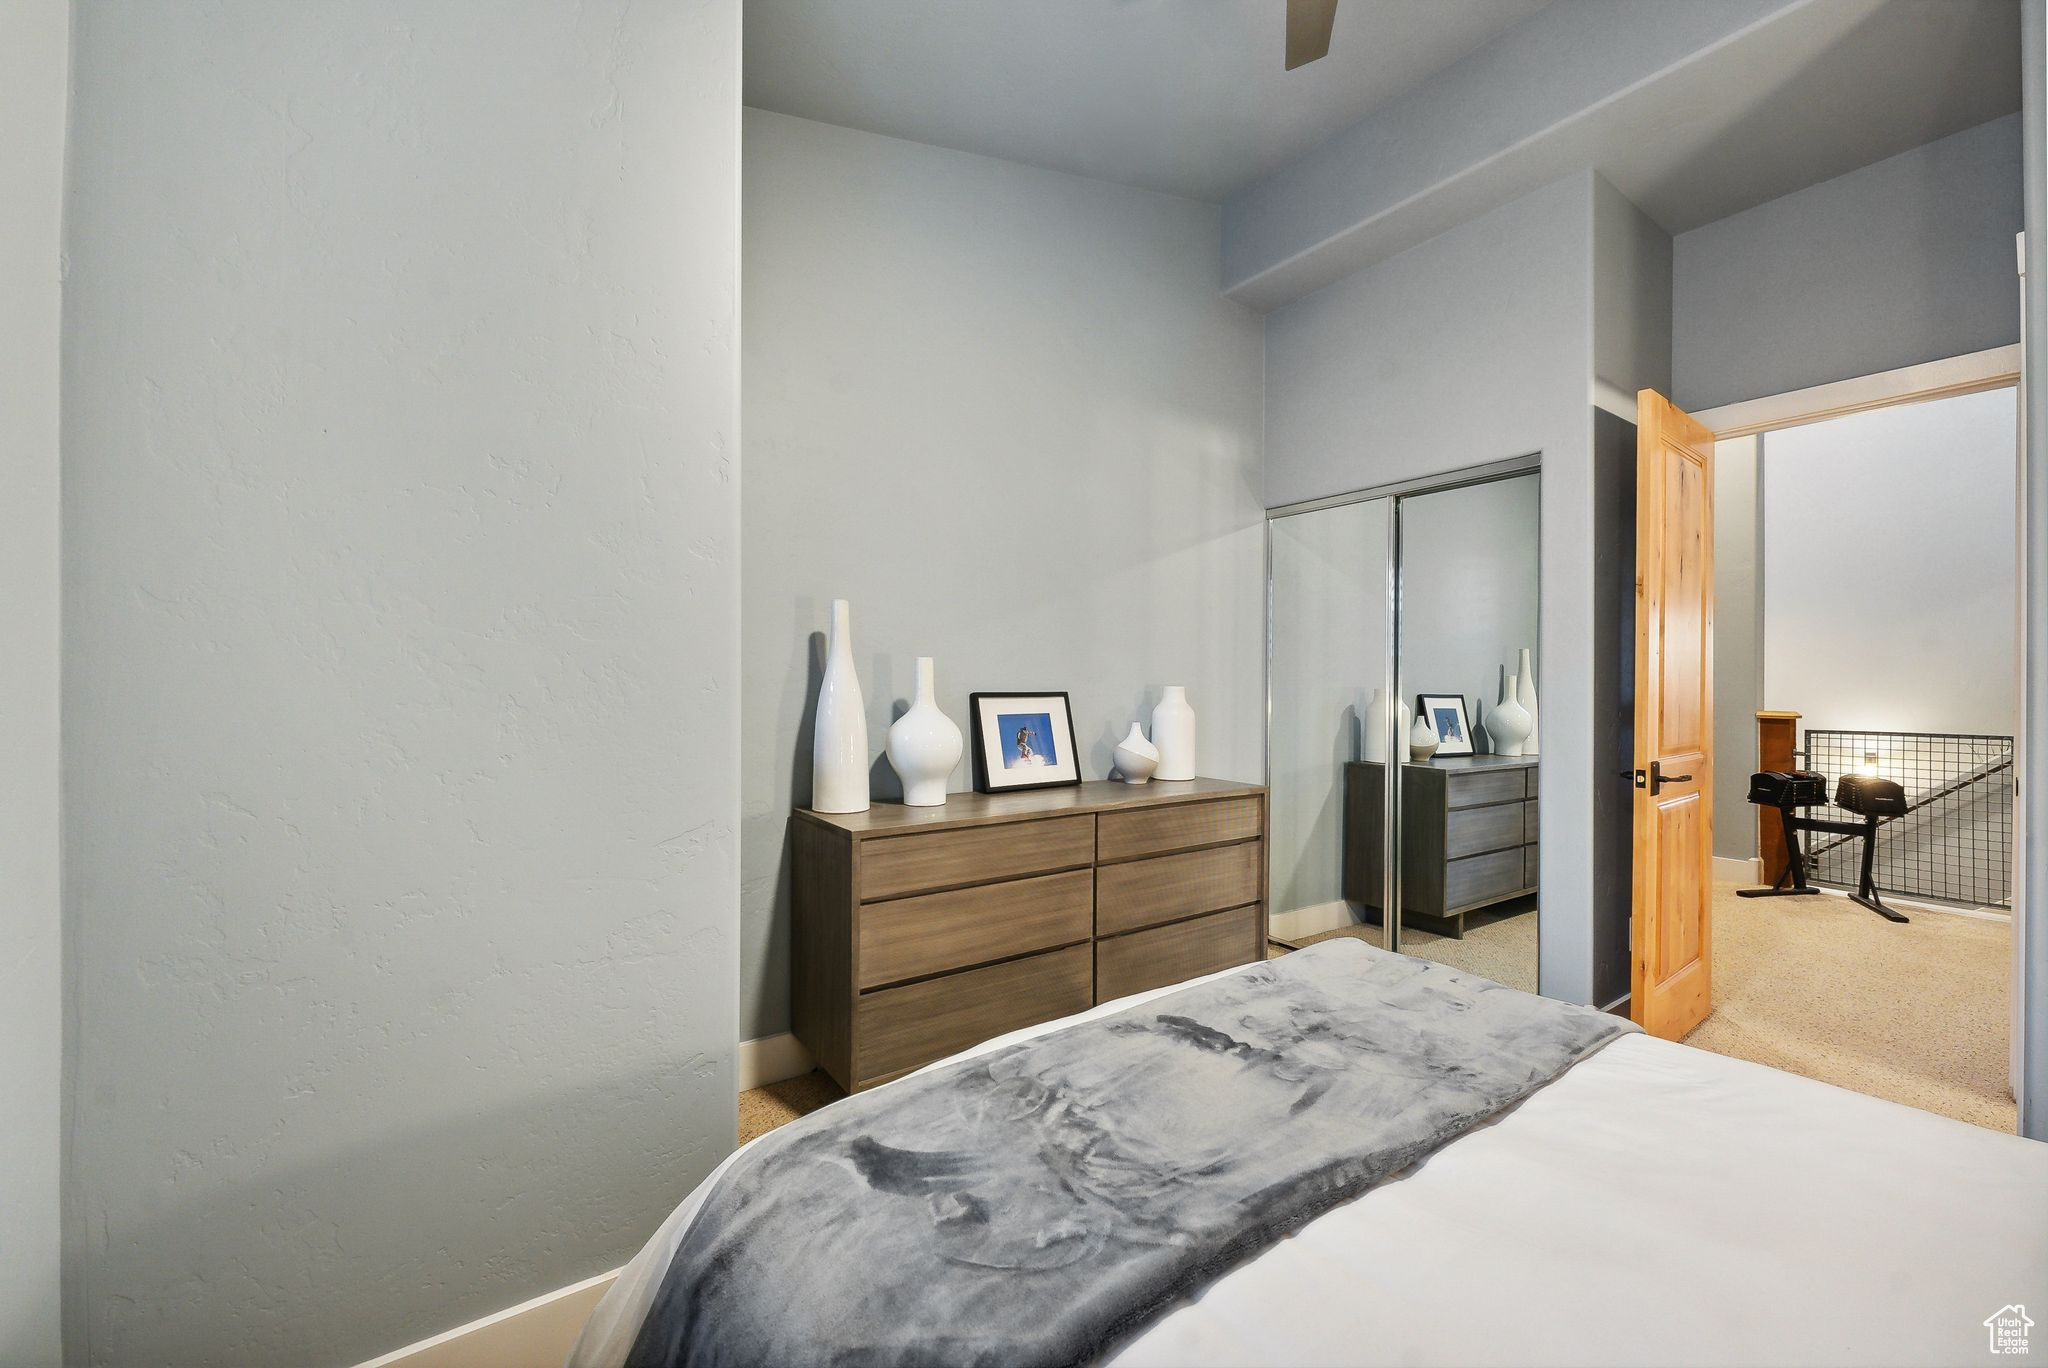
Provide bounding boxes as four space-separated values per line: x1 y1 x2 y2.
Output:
1488 674 1533 758
1151 686 1195 781
886 656 963 807
1112 723 1159 784
810 599 869 813
1409 714 1440 762
1515 647 1539 756
1362 687 1411 764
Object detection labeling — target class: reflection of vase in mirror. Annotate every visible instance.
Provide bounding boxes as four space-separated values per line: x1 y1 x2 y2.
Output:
1516 647 1539 756
1408 714 1439 761
1362 687 1410 763
1488 674 1532 757
1112 723 1159 784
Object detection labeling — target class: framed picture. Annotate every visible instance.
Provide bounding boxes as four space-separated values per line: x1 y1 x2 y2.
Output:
1417 694 1475 757
969 692 1081 793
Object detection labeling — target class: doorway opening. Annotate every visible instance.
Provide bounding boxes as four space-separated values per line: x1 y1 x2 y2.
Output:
1693 365 2021 1132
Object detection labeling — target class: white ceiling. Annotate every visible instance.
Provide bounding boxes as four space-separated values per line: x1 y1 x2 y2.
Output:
743 0 1551 203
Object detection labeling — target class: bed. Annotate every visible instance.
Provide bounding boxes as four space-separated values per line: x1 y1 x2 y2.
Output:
571 942 2048 1367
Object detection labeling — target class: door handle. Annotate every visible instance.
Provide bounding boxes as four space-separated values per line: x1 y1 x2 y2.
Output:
1636 761 1692 793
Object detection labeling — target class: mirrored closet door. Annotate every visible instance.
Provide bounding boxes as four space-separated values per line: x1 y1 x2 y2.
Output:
1268 467 1541 994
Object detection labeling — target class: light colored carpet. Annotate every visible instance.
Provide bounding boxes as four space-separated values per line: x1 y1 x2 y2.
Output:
1276 899 1539 994
1686 883 2013 1132
738 1069 844 1146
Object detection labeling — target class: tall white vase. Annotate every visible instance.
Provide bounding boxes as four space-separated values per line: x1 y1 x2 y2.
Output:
886 656 962 807
1362 687 1411 763
1488 674 1533 758
1151 686 1196 781
1515 647 1539 756
810 599 869 813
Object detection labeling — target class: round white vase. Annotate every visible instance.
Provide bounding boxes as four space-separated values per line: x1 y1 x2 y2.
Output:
810 599 870 813
1488 674 1533 757
1362 687 1411 764
1516 647 1539 756
886 656 963 807
1112 723 1159 784
1409 714 1440 761
1151 686 1195 781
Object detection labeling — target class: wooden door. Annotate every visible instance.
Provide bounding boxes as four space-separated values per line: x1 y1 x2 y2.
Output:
1632 390 1715 1040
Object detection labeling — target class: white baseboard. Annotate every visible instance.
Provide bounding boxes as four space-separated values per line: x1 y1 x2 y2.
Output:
739 1031 814 1090
355 1268 618 1368
1269 900 1362 942
1713 856 1761 885
1808 886 2011 923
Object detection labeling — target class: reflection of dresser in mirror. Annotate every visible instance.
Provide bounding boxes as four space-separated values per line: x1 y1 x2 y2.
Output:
1343 756 1538 938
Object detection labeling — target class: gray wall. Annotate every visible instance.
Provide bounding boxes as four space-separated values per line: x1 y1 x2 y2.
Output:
1711 436 1764 862
1593 174 1673 411
1673 114 2024 411
60 4 741 1364
0 1 67 1363
741 111 1266 1042
1399 474 1542 750
1762 388 2020 738
2017 0 2045 1142
1264 173 1602 1006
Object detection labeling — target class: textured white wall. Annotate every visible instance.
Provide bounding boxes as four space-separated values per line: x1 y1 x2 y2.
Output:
1264 174 1602 1005
1762 388 2019 737
740 111 1266 1040
60 4 740 1364
0 1 67 1363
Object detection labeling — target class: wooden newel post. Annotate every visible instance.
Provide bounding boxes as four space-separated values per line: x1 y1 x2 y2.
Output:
1755 710 1802 882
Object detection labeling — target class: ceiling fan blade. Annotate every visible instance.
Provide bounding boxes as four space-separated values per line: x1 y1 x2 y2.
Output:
1285 0 1338 69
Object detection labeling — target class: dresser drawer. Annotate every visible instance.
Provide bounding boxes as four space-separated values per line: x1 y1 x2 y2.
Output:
1525 843 1540 887
1097 905 1260 1002
1445 768 1528 809
1444 801 1526 859
857 868 1093 989
1443 846 1527 913
1096 840 1261 937
855 944 1093 1084
1524 800 1539 844
1097 795 1262 862
861 815 1094 901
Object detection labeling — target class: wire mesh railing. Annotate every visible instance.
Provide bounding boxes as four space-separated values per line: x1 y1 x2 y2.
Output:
1799 729 2013 908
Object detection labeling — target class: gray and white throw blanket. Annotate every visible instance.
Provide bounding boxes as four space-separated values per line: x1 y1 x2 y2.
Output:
627 939 1637 1367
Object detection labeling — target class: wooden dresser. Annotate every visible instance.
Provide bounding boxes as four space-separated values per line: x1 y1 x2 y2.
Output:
792 778 1267 1092
1343 756 1538 938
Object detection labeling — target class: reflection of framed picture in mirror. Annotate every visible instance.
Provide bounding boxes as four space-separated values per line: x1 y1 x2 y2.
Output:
969 692 1082 792
1417 694 1474 757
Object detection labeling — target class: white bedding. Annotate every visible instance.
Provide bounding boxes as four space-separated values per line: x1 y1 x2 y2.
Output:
573 961 2048 1368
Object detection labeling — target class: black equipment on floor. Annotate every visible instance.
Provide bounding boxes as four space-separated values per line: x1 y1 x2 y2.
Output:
1738 768 1909 922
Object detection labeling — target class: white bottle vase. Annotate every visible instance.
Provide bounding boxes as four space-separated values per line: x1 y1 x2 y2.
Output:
1362 686 1411 763
810 599 869 813
1488 674 1533 758
1408 714 1440 761
1151 686 1196 781
1112 723 1159 784
886 656 962 807
1515 647 1539 756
